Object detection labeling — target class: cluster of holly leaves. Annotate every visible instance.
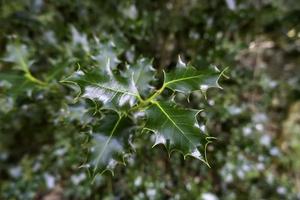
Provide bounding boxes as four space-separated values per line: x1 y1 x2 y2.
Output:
1 33 225 178
1 1 300 198
61 43 225 177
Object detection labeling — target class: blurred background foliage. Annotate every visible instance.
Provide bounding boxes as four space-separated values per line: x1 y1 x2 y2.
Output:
0 0 300 199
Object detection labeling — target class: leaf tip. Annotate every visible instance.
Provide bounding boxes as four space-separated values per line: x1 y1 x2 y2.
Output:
184 148 204 161
152 134 167 147
177 55 187 68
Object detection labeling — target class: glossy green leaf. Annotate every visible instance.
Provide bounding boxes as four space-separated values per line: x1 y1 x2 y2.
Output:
126 57 155 97
86 112 133 175
164 56 222 94
62 53 223 175
91 39 121 69
145 100 208 163
62 61 140 111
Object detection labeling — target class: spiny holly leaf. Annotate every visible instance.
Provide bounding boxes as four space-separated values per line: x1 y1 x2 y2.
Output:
71 26 90 53
2 43 34 72
62 53 224 176
69 27 122 70
86 112 133 176
164 56 222 94
2 42 46 86
62 61 140 111
145 100 208 163
0 72 34 98
91 38 121 69
126 57 155 97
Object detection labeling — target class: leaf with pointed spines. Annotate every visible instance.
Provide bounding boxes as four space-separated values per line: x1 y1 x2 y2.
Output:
145 100 208 163
1 43 39 101
86 112 133 175
91 39 121 69
0 72 34 97
62 53 224 176
164 56 222 94
2 43 33 72
126 57 156 97
71 26 90 53
62 61 140 111
69 28 122 69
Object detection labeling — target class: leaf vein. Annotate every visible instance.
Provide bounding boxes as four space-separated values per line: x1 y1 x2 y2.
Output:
154 102 196 148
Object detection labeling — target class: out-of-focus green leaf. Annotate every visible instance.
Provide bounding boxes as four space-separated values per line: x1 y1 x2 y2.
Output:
0 72 34 98
2 43 32 72
91 39 121 70
126 57 155 97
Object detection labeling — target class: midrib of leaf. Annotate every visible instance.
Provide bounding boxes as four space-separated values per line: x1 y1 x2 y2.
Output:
134 67 144 86
95 83 137 96
15 46 47 86
93 114 123 173
15 46 29 73
153 101 197 148
165 74 204 86
81 77 139 97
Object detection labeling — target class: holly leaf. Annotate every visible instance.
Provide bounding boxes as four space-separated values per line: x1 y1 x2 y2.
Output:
62 52 224 175
0 72 33 96
71 26 90 53
164 56 223 94
2 43 32 72
86 112 133 176
145 100 209 163
126 57 155 97
62 61 140 111
91 39 121 70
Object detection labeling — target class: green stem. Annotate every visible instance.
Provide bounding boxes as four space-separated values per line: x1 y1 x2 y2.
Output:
16 44 47 86
129 84 166 113
144 84 166 104
24 72 47 86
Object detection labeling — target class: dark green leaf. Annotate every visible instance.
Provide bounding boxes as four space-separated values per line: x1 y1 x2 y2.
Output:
91 39 121 69
62 61 140 111
86 112 133 175
126 57 155 97
145 100 208 163
164 56 222 94
0 72 34 98
2 43 33 72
